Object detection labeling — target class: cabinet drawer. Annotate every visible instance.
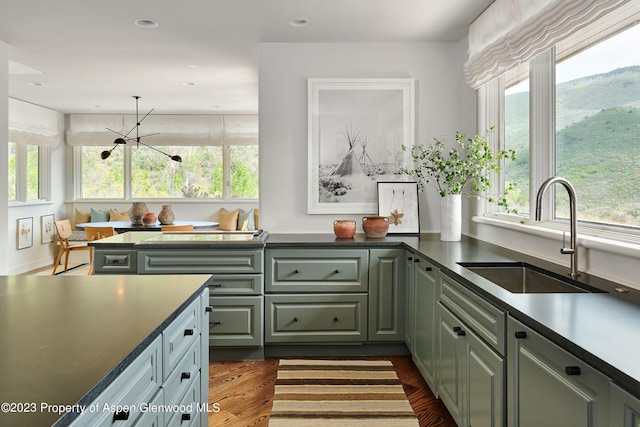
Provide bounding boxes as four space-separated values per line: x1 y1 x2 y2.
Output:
265 294 367 342
266 249 368 292
163 297 200 381
166 372 201 427
69 336 162 427
94 250 137 274
138 249 263 274
439 273 506 355
208 274 263 295
163 336 200 406
209 296 263 347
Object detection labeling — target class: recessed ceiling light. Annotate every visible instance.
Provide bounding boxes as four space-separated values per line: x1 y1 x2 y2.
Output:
287 18 309 27
134 18 159 29
26 81 43 86
181 82 196 86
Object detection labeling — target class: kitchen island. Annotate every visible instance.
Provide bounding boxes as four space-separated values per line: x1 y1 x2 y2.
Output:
0 274 212 426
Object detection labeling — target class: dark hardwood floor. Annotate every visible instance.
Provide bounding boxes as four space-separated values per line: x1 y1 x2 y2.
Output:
207 356 456 427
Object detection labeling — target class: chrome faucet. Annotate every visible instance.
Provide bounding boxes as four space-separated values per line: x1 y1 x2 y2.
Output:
535 177 580 278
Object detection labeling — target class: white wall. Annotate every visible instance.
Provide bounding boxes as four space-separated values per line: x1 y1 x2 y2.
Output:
1 41 8 274
258 42 476 234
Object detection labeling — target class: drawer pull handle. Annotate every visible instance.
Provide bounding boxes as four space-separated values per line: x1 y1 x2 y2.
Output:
407 256 413 261
205 306 213 312
414 258 420 263
334 269 340 274
212 283 224 288
333 317 339 322
184 329 194 336
181 414 191 421
181 372 191 380
515 331 527 339
453 326 461 332
294 269 300 274
293 317 298 322
425 267 432 271
212 321 223 325
456 329 466 336
565 366 581 376
113 410 130 421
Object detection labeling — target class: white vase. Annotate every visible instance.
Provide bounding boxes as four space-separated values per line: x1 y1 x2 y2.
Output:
440 194 462 241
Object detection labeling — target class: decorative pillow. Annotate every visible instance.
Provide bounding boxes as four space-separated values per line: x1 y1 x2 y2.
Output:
217 208 239 231
237 208 256 231
73 208 91 230
109 208 130 221
90 207 110 222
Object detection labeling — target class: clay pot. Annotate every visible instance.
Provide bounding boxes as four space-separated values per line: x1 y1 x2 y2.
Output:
129 202 149 225
362 216 390 238
142 212 157 226
333 219 356 239
158 205 175 225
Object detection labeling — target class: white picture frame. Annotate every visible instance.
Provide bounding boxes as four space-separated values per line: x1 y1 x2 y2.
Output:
17 217 33 250
307 78 415 214
41 214 55 244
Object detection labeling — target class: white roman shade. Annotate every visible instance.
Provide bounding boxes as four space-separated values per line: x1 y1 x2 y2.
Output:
465 0 634 89
9 98 60 147
66 114 256 146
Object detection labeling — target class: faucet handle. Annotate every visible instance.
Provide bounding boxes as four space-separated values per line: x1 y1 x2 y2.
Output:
560 231 575 254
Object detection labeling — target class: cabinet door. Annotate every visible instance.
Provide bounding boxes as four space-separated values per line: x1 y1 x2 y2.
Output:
508 316 610 427
437 302 465 427
610 383 640 427
209 296 263 347
368 248 405 341
404 252 416 350
467 325 505 427
412 256 439 396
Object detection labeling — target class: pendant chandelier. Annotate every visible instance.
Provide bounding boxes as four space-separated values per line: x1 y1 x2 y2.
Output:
101 96 182 162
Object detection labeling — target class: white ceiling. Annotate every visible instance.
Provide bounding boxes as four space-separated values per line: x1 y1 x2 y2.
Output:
0 0 493 114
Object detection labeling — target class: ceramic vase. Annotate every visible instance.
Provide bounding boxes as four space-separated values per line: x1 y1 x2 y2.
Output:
362 216 390 238
333 219 356 239
129 202 149 225
142 212 157 226
440 194 461 241
158 205 175 225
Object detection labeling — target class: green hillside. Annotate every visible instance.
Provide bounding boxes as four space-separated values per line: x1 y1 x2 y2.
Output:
505 66 640 224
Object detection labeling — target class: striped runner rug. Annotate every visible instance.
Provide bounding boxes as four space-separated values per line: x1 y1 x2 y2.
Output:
269 359 420 427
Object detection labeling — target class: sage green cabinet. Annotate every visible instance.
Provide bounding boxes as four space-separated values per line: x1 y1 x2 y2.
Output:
138 249 263 274
412 255 439 396
508 316 610 427
209 296 263 347
368 248 405 341
404 251 416 351
438 301 505 427
93 249 138 274
610 383 640 427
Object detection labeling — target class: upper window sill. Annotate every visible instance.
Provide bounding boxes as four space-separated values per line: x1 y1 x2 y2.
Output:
473 214 640 259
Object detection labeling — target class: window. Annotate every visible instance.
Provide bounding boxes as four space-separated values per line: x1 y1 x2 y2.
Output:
8 142 45 202
504 68 530 215
78 143 258 200
554 24 640 227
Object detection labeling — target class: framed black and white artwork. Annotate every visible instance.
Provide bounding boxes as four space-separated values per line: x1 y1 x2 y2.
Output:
377 181 420 234
307 78 415 214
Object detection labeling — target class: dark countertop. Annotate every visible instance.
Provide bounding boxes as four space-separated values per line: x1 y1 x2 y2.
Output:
89 230 266 250
0 274 212 427
266 232 640 396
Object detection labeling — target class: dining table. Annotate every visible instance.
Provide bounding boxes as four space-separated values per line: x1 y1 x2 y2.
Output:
74 220 219 233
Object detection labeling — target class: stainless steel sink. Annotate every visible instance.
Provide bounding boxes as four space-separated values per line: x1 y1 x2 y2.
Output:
458 262 605 294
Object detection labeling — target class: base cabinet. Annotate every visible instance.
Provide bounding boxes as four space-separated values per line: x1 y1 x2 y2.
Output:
507 316 610 427
412 255 439 396
610 383 640 427
368 248 405 342
437 302 505 427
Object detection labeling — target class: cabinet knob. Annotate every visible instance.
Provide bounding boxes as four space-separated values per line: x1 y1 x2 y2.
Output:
205 306 213 312
334 269 340 274
293 317 298 322
333 317 339 322
565 366 581 376
181 414 191 421
294 269 300 274
184 329 194 336
515 331 527 339
113 410 130 421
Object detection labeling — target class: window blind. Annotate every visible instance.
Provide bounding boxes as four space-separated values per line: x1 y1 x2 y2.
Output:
9 98 60 147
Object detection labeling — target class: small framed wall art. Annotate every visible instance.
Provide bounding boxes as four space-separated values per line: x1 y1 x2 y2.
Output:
41 214 55 244
17 217 33 250
377 181 420 234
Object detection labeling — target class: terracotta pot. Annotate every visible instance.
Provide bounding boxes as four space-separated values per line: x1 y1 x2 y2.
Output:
333 219 356 239
158 205 175 225
142 212 157 226
129 202 149 225
362 216 389 238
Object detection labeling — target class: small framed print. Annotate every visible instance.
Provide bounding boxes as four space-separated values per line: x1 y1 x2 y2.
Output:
377 181 420 234
17 217 33 250
41 214 55 244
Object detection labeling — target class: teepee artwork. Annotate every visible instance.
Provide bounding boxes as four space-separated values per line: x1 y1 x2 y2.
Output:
332 125 368 179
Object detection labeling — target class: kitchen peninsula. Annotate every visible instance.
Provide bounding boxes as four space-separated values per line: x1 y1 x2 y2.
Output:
89 231 640 425
0 274 212 427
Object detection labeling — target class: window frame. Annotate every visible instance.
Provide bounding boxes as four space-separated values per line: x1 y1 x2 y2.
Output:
73 141 259 201
8 142 50 205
